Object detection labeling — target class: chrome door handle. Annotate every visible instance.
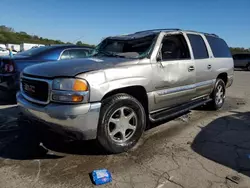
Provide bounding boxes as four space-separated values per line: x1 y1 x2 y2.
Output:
188 66 195 72
207 64 212 69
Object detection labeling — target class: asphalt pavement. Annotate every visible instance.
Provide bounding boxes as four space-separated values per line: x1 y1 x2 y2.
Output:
0 71 250 188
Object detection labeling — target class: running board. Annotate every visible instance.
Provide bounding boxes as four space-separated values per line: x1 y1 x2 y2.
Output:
149 98 212 123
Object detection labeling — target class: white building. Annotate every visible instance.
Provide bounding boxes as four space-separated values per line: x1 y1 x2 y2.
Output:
20 43 45 51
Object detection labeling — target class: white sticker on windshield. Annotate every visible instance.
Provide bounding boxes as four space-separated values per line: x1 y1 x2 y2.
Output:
88 58 103 62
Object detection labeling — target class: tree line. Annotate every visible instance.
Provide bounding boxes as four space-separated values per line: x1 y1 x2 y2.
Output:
0 25 95 48
230 47 250 54
0 25 249 53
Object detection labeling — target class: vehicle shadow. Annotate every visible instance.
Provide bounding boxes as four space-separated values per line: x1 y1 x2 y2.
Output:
0 105 109 159
0 107 63 160
192 111 250 177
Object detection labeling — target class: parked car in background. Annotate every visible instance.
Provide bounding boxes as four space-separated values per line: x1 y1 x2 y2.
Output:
233 53 250 71
0 47 17 56
0 45 93 95
17 29 233 153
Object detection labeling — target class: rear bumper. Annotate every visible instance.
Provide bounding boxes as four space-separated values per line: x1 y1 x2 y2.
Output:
17 92 101 140
0 73 19 91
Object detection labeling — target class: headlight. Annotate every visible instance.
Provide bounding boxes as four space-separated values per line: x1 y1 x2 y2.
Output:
52 78 88 91
52 78 89 103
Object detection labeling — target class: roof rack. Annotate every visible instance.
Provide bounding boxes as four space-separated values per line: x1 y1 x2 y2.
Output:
135 28 181 34
185 30 219 37
135 29 219 37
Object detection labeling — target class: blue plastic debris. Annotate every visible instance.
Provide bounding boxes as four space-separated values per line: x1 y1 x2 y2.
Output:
91 169 112 185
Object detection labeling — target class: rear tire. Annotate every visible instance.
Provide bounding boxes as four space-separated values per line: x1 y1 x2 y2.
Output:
206 79 226 110
246 64 250 71
97 94 146 154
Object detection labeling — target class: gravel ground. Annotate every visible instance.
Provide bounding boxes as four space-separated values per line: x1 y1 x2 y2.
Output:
0 71 250 188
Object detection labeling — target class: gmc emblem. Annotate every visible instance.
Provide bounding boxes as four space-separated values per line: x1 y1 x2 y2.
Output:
23 83 35 93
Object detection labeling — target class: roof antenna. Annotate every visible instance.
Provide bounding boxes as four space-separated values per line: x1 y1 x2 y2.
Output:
72 35 85 44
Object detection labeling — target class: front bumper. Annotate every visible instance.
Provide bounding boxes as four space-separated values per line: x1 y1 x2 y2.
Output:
17 92 101 140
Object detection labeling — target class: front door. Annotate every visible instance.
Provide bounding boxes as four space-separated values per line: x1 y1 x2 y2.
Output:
151 33 196 111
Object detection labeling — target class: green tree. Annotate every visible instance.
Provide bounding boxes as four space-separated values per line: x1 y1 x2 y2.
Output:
76 41 83 46
0 25 14 32
230 47 250 54
0 34 7 43
0 25 93 47
19 31 28 35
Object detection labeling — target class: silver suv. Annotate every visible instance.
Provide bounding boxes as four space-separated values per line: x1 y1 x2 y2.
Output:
17 29 234 153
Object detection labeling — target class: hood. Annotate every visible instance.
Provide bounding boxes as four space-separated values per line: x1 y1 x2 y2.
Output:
23 57 139 78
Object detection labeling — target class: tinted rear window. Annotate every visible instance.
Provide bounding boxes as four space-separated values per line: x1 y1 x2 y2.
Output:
205 36 231 58
187 34 208 59
233 54 250 60
17 46 53 56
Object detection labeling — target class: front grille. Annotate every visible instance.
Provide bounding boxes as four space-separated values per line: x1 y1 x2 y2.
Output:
22 78 49 102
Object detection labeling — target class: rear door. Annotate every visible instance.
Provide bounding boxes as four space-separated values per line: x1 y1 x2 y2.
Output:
187 33 213 98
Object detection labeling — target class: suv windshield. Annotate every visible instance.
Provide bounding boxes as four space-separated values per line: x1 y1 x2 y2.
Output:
92 34 157 59
17 46 52 56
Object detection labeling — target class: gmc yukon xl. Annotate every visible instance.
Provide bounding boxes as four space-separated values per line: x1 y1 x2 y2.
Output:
17 29 234 153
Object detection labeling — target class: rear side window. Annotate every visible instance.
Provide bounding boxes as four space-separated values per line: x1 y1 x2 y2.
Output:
69 49 89 59
246 54 250 59
233 54 250 60
187 34 208 59
205 36 231 58
60 50 70 60
60 49 89 60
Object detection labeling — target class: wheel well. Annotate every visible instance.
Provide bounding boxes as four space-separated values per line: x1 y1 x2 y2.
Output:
102 86 148 114
217 73 228 85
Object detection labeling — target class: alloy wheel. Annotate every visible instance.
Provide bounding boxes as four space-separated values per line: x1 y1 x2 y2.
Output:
108 107 138 143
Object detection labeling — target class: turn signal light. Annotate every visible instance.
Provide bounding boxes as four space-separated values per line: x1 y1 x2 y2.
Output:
72 95 83 102
73 80 88 91
52 94 84 102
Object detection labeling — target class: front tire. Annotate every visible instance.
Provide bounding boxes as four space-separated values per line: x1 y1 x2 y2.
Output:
97 94 146 154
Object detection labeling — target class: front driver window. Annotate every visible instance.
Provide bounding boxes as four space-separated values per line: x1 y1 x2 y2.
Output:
160 34 190 61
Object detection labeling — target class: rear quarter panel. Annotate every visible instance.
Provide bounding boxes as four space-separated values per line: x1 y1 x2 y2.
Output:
211 57 234 83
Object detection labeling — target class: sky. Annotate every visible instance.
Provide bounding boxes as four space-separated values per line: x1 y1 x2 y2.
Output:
0 0 249 47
